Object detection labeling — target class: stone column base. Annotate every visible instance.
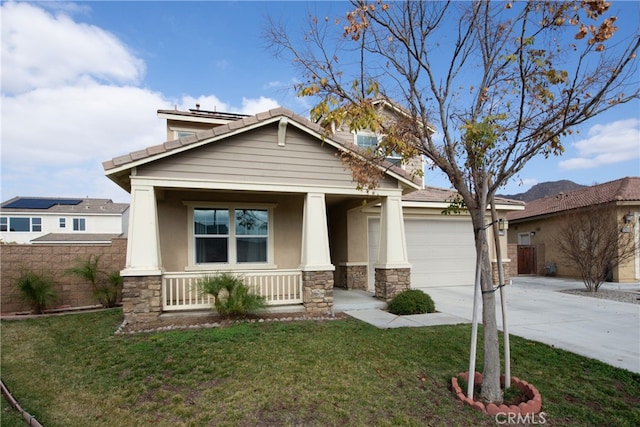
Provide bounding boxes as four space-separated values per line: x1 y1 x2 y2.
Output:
336 264 368 290
121 275 162 327
302 270 334 316
491 261 511 285
375 268 410 301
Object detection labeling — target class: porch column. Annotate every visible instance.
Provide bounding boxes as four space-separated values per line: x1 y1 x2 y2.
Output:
124 182 162 274
300 192 335 315
121 181 162 327
375 194 411 301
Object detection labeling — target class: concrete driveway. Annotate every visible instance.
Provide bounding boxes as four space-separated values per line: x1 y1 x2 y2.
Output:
415 277 640 373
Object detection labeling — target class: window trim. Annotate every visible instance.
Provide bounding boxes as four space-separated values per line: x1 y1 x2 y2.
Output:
73 218 86 231
518 232 532 245
353 131 403 166
170 126 197 140
185 202 276 271
1 217 41 232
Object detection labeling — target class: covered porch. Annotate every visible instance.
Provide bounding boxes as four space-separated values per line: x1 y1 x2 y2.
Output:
120 184 407 327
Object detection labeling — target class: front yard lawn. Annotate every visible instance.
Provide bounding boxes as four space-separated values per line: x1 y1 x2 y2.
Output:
1 309 639 426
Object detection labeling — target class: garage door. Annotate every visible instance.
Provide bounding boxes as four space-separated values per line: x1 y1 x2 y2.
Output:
368 218 476 289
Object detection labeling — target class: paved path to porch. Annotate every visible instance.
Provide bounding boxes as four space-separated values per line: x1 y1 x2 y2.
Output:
340 277 640 373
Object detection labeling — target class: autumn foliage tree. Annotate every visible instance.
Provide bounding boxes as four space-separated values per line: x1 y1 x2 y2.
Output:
553 206 638 292
267 0 639 404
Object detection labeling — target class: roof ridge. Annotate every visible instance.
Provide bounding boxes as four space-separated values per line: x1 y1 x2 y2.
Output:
507 176 640 221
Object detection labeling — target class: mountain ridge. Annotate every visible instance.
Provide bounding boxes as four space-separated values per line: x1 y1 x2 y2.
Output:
499 180 587 202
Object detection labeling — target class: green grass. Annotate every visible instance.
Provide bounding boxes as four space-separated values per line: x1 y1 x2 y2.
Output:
1 309 639 426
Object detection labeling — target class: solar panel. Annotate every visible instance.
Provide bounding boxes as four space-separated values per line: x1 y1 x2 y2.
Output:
3 198 83 209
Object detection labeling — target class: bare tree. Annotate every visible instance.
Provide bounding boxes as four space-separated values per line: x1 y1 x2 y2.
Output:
266 0 639 404
553 206 638 291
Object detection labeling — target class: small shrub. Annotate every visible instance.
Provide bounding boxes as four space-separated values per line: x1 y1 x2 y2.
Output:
197 273 267 318
16 269 57 314
387 289 435 315
64 255 122 308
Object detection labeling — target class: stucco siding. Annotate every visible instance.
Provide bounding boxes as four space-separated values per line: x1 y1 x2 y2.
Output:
508 206 639 282
138 125 398 190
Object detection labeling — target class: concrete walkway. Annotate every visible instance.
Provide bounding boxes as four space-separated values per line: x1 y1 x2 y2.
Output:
344 277 640 373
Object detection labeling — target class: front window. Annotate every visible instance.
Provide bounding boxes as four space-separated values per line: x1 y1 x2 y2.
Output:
73 218 86 231
59 218 66 228
235 209 268 263
0 217 7 232
194 208 229 263
31 218 42 232
191 205 271 266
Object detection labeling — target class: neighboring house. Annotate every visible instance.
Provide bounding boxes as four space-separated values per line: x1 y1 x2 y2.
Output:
507 177 640 282
0 197 129 244
103 105 522 327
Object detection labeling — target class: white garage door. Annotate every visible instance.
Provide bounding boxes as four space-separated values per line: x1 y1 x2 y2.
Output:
368 218 476 289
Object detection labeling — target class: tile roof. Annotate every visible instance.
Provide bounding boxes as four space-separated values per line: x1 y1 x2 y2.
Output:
403 186 524 207
507 176 640 221
0 197 129 214
31 233 123 243
103 106 422 188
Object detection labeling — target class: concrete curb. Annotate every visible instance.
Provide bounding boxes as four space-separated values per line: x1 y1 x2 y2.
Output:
1 379 43 427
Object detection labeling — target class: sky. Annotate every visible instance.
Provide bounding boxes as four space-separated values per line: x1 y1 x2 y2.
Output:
1 0 639 204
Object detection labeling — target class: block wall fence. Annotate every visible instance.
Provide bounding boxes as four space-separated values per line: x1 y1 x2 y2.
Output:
1 238 126 314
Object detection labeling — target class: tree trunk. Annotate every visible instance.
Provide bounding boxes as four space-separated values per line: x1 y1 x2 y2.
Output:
471 208 503 404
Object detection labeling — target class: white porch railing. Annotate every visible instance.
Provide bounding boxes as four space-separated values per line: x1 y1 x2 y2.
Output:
162 270 303 311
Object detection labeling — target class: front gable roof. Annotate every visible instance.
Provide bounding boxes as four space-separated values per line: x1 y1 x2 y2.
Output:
508 177 640 221
103 107 422 193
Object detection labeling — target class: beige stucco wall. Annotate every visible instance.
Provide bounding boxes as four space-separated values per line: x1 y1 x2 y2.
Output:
508 205 639 282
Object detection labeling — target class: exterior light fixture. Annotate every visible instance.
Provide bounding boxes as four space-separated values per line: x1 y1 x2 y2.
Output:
624 213 633 223
498 218 509 231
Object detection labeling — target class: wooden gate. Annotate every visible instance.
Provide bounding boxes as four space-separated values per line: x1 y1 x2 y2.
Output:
517 245 537 275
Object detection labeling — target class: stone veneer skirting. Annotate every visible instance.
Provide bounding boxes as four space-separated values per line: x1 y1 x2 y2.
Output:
374 268 410 301
491 261 511 285
302 270 334 315
336 264 368 290
122 275 162 326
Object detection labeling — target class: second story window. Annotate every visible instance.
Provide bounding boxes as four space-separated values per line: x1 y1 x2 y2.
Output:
59 218 66 228
356 133 379 150
0 217 42 232
355 132 402 166
73 218 86 231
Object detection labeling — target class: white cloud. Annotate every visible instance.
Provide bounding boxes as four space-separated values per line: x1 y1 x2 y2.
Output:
240 96 280 115
177 95 280 116
559 118 640 170
0 2 161 202
178 95 231 112
0 2 284 203
1 84 168 202
1 2 144 94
